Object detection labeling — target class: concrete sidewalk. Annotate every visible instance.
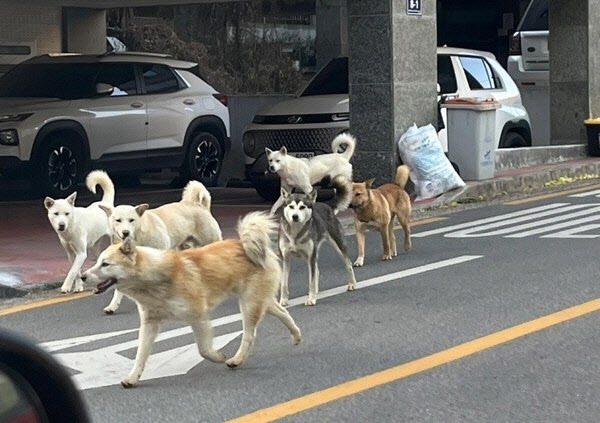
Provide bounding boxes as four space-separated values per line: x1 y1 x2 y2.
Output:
2 155 600 298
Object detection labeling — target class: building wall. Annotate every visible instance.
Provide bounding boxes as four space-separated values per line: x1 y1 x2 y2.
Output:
64 8 106 54
0 2 62 54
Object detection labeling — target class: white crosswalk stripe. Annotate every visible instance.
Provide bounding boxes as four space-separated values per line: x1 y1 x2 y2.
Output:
569 189 600 198
415 203 600 239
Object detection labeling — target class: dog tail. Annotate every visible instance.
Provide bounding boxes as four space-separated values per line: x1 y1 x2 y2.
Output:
331 132 356 160
181 180 211 209
329 175 352 214
86 170 115 206
237 211 278 268
393 165 411 190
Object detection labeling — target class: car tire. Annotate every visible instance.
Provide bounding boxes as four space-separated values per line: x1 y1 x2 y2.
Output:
502 131 529 148
255 182 281 202
182 131 223 187
35 133 84 198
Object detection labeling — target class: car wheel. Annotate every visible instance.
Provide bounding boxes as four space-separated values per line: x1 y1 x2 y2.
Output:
35 134 84 198
255 182 280 202
183 131 223 187
502 131 529 148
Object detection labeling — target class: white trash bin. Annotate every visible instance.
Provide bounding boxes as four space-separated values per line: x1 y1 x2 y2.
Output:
442 98 499 181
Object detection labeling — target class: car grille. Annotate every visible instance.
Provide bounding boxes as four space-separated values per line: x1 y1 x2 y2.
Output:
251 128 340 153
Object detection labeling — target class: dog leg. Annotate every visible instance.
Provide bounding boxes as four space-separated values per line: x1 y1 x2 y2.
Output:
122 319 159 388
400 216 412 252
305 252 318 306
388 218 398 257
280 255 291 306
270 195 285 215
191 319 227 363
330 237 357 292
227 301 264 368
380 224 392 261
266 299 301 345
61 252 87 293
353 220 366 267
103 289 124 315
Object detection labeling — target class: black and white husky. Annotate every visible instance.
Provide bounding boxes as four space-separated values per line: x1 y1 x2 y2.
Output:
278 176 357 306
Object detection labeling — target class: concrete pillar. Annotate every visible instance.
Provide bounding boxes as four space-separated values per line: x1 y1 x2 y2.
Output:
316 0 348 69
348 0 437 182
63 7 106 54
549 0 600 145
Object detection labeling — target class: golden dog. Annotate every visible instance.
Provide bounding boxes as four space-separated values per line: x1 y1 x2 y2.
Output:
350 165 412 266
81 211 301 388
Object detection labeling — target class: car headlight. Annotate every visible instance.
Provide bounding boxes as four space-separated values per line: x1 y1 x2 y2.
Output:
0 113 32 123
0 129 19 146
252 115 266 124
243 132 256 155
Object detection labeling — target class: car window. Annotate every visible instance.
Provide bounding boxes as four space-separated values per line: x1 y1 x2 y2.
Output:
141 64 180 94
459 56 501 90
300 57 348 97
0 63 96 99
518 0 548 31
437 55 457 94
95 64 137 96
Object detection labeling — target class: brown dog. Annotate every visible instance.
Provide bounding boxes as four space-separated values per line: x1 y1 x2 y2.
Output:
350 165 412 266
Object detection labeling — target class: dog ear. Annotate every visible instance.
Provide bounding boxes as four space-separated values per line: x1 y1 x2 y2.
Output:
279 146 287 155
280 186 291 199
309 189 318 203
135 204 149 217
265 147 273 156
365 178 375 189
99 205 112 217
66 191 77 206
120 237 135 255
44 197 55 210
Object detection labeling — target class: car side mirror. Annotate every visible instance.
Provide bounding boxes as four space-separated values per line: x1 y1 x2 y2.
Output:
0 330 91 423
96 83 114 96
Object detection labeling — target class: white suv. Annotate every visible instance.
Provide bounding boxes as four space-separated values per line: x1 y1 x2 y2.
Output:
0 52 230 197
243 47 531 200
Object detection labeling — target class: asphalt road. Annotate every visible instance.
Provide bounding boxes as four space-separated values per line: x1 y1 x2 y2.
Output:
3 187 600 422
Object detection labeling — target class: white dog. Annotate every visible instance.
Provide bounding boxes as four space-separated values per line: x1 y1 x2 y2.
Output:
266 132 356 215
99 180 223 314
44 170 114 293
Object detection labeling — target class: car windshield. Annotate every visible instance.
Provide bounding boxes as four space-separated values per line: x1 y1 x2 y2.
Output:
518 0 548 31
0 63 98 99
300 57 348 97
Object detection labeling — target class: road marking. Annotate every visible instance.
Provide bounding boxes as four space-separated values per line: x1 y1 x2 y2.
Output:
569 188 600 198
41 255 482 390
408 216 447 227
504 184 600 205
0 292 93 317
227 297 600 423
413 203 567 238
445 205 600 238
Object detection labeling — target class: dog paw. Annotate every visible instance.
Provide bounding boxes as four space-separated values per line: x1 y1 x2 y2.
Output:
103 307 116 315
120 379 137 388
304 298 316 306
73 286 84 293
382 255 392 261
279 298 288 307
353 258 364 267
205 351 227 363
347 284 356 292
226 358 240 368
292 332 302 345
60 288 70 294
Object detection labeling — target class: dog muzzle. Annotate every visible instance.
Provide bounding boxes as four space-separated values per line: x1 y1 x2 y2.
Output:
93 278 118 294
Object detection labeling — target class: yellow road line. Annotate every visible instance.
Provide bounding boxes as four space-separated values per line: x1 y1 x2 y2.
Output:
0 292 93 317
505 184 600 205
228 297 600 423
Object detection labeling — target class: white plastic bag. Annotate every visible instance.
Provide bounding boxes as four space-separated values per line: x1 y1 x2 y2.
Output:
397 123 465 200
